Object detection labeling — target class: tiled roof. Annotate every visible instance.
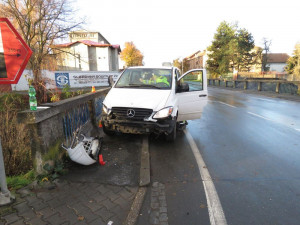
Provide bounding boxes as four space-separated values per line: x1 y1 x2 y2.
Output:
185 50 202 60
264 53 290 63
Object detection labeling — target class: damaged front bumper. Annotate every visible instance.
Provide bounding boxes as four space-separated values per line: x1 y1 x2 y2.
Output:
101 115 176 135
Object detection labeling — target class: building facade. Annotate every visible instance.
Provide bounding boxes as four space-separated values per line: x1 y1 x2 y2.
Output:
55 31 121 71
265 53 290 72
184 50 208 71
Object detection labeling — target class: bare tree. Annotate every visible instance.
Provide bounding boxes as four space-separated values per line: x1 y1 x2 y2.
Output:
0 0 84 101
262 38 272 72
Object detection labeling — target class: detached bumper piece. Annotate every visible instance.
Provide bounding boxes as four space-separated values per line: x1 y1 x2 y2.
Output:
62 135 102 165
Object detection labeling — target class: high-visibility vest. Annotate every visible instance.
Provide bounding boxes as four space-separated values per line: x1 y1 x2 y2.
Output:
142 76 169 86
156 76 169 86
142 79 154 84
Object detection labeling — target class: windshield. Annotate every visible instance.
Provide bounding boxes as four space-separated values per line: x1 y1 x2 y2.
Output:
115 68 172 89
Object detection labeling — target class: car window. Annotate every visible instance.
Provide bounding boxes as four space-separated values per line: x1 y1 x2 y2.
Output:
180 70 203 91
115 68 172 89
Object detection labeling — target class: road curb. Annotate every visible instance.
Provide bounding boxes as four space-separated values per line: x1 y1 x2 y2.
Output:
139 135 150 186
124 135 150 225
123 187 147 225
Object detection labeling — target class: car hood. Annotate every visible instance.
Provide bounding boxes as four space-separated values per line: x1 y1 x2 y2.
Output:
103 88 171 111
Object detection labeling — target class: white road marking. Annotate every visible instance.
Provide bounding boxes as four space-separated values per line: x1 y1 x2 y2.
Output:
216 101 237 108
254 97 274 102
184 130 227 225
247 112 272 121
211 100 300 133
247 112 300 133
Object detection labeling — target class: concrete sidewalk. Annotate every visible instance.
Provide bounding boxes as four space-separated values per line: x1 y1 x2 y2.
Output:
1 180 138 225
0 134 149 225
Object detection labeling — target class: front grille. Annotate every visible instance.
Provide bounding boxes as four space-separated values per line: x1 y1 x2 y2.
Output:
111 107 153 120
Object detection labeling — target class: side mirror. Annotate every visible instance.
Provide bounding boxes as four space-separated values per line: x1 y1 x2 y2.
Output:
178 82 189 92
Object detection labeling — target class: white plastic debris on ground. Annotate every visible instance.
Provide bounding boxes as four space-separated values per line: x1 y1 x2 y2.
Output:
62 133 102 166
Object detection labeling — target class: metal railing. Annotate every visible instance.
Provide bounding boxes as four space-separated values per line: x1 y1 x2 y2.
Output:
208 79 300 95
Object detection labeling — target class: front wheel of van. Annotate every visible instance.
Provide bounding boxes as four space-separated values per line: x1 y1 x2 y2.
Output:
166 121 176 142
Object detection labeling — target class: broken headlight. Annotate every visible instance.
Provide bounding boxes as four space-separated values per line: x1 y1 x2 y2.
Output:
153 107 173 119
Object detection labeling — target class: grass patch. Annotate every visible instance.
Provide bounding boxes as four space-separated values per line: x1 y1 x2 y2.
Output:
43 141 63 161
6 170 35 190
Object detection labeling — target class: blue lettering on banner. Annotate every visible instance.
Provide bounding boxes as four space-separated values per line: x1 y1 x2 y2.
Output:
55 73 70 87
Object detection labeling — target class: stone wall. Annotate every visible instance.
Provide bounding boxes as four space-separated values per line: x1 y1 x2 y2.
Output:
17 88 110 173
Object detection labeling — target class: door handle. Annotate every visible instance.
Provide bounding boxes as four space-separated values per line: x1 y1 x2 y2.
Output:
199 94 207 97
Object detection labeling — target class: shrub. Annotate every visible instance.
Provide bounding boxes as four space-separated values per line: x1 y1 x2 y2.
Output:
0 93 32 176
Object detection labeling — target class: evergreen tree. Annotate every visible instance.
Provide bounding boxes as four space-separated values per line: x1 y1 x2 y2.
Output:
235 28 256 72
207 21 257 77
207 21 236 77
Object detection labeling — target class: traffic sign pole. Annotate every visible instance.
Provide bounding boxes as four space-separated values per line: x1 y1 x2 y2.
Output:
0 17 31 205
0 138 15 205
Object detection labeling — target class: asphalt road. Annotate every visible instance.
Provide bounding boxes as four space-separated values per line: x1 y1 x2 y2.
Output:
139 87 300 225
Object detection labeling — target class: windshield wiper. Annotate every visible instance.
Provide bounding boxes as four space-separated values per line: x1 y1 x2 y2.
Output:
116 84 162 89
129 84 162 89
115 85 131 88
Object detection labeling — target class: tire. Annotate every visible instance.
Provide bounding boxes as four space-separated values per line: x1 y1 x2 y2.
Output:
165 120 176 142
177 121 187 131
102 123 115 136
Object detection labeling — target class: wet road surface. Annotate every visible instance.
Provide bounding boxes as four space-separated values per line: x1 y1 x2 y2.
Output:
139 87 300 225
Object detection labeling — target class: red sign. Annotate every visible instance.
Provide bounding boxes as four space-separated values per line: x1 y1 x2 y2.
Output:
0 18 32 84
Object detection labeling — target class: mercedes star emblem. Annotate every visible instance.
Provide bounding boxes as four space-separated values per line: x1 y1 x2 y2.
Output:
127 109 135 118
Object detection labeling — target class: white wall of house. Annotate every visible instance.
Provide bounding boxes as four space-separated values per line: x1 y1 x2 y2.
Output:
59 44 121 72
267 63 287 72
88 46 97 71
112 48 119 70
96 47 109 71
61 43 90 71
108 48 112 71
58 31 120 71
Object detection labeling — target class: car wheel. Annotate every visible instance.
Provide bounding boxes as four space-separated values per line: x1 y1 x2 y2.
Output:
102 123 115 136
177 121 188 131
166 120 176 142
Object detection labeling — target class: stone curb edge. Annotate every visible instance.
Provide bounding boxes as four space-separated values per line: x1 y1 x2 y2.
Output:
123 187 147 225
139 136 150 187
124 136 150 225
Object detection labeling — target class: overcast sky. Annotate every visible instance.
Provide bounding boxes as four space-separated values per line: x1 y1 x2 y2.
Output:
75 0 300 66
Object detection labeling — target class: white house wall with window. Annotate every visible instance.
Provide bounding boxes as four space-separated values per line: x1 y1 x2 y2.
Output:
55 31 121 71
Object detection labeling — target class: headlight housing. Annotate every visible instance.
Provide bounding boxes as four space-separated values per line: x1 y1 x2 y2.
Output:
102 104 110 114
153 107 173 119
